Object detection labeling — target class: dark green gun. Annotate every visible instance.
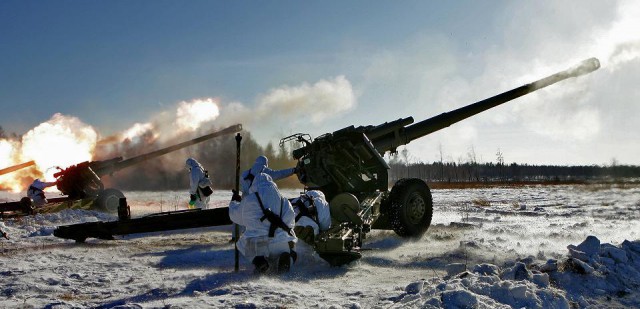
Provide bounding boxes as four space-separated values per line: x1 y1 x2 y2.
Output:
282 58 600 266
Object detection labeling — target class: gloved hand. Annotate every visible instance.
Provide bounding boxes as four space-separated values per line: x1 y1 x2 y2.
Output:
231 189 242 202
294 225 315 244
189 194 197 206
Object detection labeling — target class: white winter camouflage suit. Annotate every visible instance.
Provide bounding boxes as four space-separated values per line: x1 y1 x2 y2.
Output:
229 173 297 263
291 190 332 236
186 158 212 209
233 155 296 238
27 179 56 207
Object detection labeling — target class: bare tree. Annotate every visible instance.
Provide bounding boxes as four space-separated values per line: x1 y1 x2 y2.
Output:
496 148 504 180
438 143 444 181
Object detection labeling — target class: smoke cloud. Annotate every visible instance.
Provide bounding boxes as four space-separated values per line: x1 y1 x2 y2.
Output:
100 77 355 189
375 0 640 165
0 99 223 192
22 114 98 180
175 98 220 133
1 76 353 192
217 76 356 136
256 76 356 124
0 114 98 191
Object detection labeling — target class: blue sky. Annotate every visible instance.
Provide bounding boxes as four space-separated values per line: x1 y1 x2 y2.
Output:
1 1 638 165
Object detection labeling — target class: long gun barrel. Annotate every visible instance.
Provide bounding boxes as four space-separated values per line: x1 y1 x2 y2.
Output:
93 124 243 176
0 161 36 176
371 58 600 153
53 124 242 199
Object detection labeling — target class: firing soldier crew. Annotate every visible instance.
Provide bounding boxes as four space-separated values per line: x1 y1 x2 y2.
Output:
186 157 214 209
232 155 297 240
229 173 297 274
290 190 331 244
27 178 57 207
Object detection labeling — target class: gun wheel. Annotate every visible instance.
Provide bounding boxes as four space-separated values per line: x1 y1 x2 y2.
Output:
388 178 433 238
95 188 125 214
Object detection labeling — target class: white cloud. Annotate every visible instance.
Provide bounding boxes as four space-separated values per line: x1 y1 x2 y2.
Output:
256 76 356 124
216 76 357 142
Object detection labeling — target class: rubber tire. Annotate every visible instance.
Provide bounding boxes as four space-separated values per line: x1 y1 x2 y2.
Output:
388 178 433 238
94 188 125 214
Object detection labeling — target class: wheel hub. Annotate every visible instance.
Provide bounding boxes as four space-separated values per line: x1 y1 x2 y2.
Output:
103 195 120 213
406 192 425 224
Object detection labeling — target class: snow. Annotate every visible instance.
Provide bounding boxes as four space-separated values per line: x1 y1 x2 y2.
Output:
0 184 639 308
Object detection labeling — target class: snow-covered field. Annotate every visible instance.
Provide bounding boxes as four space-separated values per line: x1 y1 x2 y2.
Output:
1 184 639 308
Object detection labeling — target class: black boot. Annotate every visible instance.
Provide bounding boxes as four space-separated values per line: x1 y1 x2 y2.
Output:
252 256 269 274
277 252 291 273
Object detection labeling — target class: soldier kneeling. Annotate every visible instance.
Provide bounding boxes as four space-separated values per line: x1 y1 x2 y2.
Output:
290 190 332 244
229 173 297 274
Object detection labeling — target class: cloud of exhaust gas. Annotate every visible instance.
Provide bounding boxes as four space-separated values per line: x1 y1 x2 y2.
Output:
1 99 225 192
114 98 221 145
1 77 353 192
122 123 157 145
93 98 225 182
589 1 640 70
0 114 97 192
366 1 640 165
0 139 24 192
0 140 18 168
257 76 356 124
509 1 640 148
22 114 98 181
175 98 220 133
217 76 356 139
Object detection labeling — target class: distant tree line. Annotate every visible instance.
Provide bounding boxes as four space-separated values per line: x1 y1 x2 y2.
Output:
388 158 640 184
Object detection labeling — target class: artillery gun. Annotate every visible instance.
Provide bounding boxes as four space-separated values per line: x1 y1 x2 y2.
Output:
1 124 242 217
281 58 600 265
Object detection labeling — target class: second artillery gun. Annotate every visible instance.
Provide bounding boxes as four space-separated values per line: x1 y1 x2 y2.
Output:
281 58 600 265
1 125 242 217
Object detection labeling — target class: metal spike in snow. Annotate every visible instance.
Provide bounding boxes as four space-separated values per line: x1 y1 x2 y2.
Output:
53 199 232 243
